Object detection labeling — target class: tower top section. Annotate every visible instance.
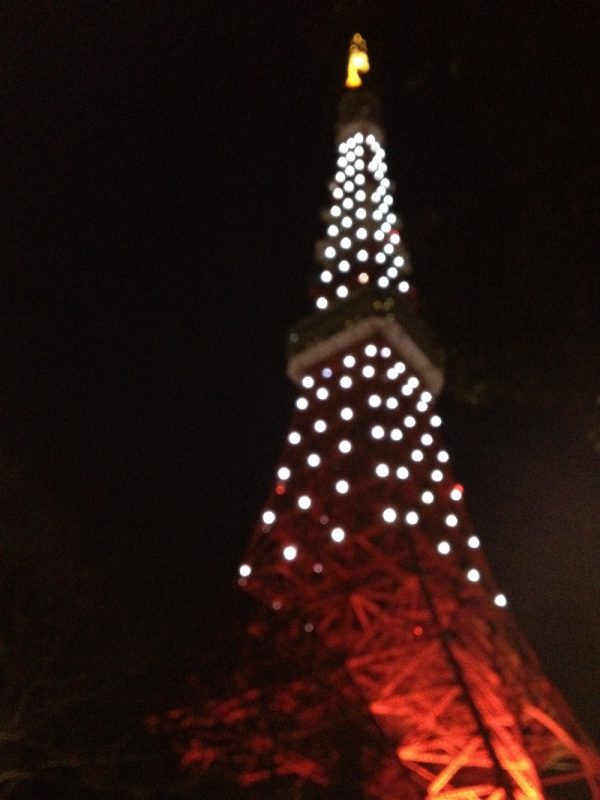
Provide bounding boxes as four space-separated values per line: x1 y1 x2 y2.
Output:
345 33 370 89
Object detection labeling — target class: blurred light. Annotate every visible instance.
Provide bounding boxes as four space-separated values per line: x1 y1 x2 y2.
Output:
382 507 397 523
283 545 297 561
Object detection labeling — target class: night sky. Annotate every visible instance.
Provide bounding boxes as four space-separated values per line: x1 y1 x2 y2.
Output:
4 0 599 752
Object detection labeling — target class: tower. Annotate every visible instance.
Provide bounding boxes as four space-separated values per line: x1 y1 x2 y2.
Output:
156 35 600 800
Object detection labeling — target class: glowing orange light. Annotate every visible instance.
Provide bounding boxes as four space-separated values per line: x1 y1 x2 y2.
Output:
346 33 370 88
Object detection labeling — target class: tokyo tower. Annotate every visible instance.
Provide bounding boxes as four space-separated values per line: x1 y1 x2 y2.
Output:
157 35 600 800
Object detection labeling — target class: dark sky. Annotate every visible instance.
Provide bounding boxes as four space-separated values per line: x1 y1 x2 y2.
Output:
4 0 599 741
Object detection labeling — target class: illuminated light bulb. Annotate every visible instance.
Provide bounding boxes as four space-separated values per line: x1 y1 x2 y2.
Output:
355 173 365 185
395 361 406 374
377 277 390 288
358 272 369 284
343 181 354 193
390 233 400 244
368 394 382 408
345 150 355 162
331 205 341 217
387 266 398 278
467 535 481 549
335 479 349 494
304 622 314 632
373 211 383 222
342 197 353 209
445 514 458 527
335 171 345 183
357 249 368 262
340 406 353 420
494 593 508 608
337 156 347 167
401 384 413 397
381 347 391 357
467 568 481 583
386 367 398 380
283 545 298 561
302 376 315 389
396 466 409 480
421 391 433 403
362 365 375 378
340 375 352 389
382 507 397 523
411 449 424 462
416 401 428 412
239 563 252 577
356 227 367 239
398 281 410 293
314 419 327 433
330 527 345 543
333 187 343 200
298 495 311 510
405 510 419 525
390 428 403 441
307 453 321 468
356 207 367 219
437 450 450 463
374 169 384 180
379 204 389 216
316 296 328 309
338 439 352 453
386 397 399 409
421 491 434 504
338 142 348 154
262 509 277 525
355 133 364 144
341 216 352 228
421 433 433 446
384 243 394 255
340 236 352 249
366 134 375 145
404 415 416 428
387 213 396 224
437 540 451 555
324 246 336 259
339 259 350 272
430 415 442 427
431 469 443 482
336 285 349 299
371 425 385 439
316 387 329 400
356 186 366 199
327 225 338 236
277 466 291 480
375 463 389 478
288 431 301 445
321 271 333 285
374 229 385 241
450 486 463 501
343 355 356 368
345 164 355 177
365 344 377 357
313 562 323 573
322 367 332 378
381 221 391 233
408 376 419 389
296 397 308 410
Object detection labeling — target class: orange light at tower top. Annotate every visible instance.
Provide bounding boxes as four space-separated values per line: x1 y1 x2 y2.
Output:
346 32 370 88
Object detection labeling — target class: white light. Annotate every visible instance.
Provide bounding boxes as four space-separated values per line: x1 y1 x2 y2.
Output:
416 401 428 412
337 285 349 298
324 246 336 259
450 487 463 501
337 156 347 167
398 281 410 293
390 233 400 244
335 479 349 494
394 256 405 267
356 189 366 201
342 197 353 209
340 236 351 249
356 207 366 219
357 249 368 262
395 361 406 374
321 270 333 283
313 562 323 573
358 272 369 284
384 243 394 255
387 267 398 278
277 466 291 480
262 510 276 525
371 425 385 439
374 229 385 241
362 365 375 378
335 171 345 183
421 491 434 504
430 415 442 427
401 384 413 396
302 376 314 389
421 433 433 446
382 507 397 523
431 469 443 482
437 450 449 463
386 397 399 409
333 187 343 199
339 259 350 272
343 180 354 192
239 563 252 577
298 495 311 510
340 375 353 389
288 432 301 445
341 216 352 228
368 394 382 408
339 142 348 153
314 419 327 433
494 593 508 608
338 439 352 453
307 453 321 467
408 377 419 389
377 277 390 288
445 514 458 527
343 355 356 368
365 344 377 357
331 527 345 543
322 367 332 378
381 221 391 233
467 568 481 583
396 466 409 479
411 449 424 462
296 397 308 410
467 535 481 549
283 545 298 561
331 205 341 217
355 173 365 185
390 428 403 441
341 406 353 420
327 226 339 238
316 387 329 400
404 415 416 428
356 227 367 239
381 347 391 357
375 463 389 478
405 510 419 525
316 296 328 309
437 540 451 555
421 391 433 403
345 164 355 177
387 213 396 224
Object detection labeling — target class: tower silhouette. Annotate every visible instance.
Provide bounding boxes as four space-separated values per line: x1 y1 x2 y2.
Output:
156 36 600 800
